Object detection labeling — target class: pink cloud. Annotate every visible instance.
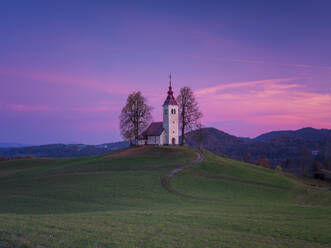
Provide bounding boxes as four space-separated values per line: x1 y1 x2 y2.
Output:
77 120 118 131
0 103 58 112
186 56 331 71
197 78 331 135
0 67 130 95
71 106 120 113
225 58 331 71
195 78 294 95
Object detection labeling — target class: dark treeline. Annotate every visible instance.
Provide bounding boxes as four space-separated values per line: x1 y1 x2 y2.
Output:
186 127 331 180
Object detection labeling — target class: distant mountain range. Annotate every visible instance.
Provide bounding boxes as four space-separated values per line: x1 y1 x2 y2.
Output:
186 127 331 173
0 141 129 158
251 127 331 142
0 143 35 148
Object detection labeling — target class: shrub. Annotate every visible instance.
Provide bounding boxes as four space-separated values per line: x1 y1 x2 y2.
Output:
215 152 227 158
313 161 325 180
255 157 273 169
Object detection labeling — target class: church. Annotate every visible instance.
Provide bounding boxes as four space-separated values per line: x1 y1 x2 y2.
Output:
138 76 179 146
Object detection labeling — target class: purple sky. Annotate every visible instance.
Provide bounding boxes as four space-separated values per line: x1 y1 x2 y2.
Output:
1 1 331 144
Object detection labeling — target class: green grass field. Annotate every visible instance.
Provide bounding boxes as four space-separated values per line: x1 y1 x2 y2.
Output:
0 146 330 248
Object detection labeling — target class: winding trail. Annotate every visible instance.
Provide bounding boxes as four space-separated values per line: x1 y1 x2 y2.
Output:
161 149 331 202
160 149 217 201
160 150 284 200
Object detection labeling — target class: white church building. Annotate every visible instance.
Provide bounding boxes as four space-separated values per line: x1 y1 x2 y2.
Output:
138 76 179 146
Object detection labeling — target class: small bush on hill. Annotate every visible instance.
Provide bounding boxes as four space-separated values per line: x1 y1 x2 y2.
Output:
255 157 273 169
313 161 325 180
215 151 227 158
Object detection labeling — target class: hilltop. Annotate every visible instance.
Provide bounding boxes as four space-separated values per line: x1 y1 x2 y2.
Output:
186 127 331 173
0 146 330 247
253 127 331 142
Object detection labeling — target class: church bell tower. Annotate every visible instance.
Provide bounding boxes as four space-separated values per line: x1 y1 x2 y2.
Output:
163 74 179 145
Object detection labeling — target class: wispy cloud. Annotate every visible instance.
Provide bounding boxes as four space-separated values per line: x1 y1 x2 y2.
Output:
0 103 58 112
71 106 120 113
77 120 118 131
225 58 331 71
196 78 294 95
197 78 331 134
1 102 121 114
185 54 331 71
0 67 130 95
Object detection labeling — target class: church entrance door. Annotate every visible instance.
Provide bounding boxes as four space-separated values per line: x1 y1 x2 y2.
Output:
172 138 176 145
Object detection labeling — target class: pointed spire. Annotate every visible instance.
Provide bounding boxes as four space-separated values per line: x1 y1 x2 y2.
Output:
168 73 173 96
163 73 177 106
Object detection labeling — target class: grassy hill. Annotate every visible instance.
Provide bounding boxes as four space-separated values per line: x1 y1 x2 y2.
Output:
185 127 331 173
0 146 330 248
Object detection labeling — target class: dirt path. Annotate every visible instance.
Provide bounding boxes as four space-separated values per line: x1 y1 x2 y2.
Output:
160 149 218 201
161 149 331 202
160 150 284 201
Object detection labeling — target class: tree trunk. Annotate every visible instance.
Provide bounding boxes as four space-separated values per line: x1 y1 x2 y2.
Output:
135 123 138 146
181 124 185 145
181 106 185 145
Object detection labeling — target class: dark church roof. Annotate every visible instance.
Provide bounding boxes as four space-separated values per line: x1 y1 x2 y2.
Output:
163 76 178 106
141 122 164 137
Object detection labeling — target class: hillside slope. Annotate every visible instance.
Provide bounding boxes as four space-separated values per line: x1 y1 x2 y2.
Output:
186 127 331 172
0 146 330 248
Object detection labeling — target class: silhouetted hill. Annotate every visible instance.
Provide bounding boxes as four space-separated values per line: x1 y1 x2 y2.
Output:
253 127 331 142
0 143 34 148
186 127 331 174
0 141 129 158
186 127 243 153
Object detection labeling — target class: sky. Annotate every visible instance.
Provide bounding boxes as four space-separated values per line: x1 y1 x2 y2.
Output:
1 0 331 144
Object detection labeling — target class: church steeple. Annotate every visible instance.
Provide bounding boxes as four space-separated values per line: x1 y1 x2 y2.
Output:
162 73 179 145
163 73 177 106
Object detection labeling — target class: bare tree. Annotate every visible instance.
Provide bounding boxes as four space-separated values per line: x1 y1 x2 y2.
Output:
255 157 273 169
119 91 152 145
244 152 252 163
177 87 202 145
324 144 331 171
300 148 313 175
120 120 135 146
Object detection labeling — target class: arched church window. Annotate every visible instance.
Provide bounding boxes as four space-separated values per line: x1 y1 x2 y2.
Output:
174 109 176 114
